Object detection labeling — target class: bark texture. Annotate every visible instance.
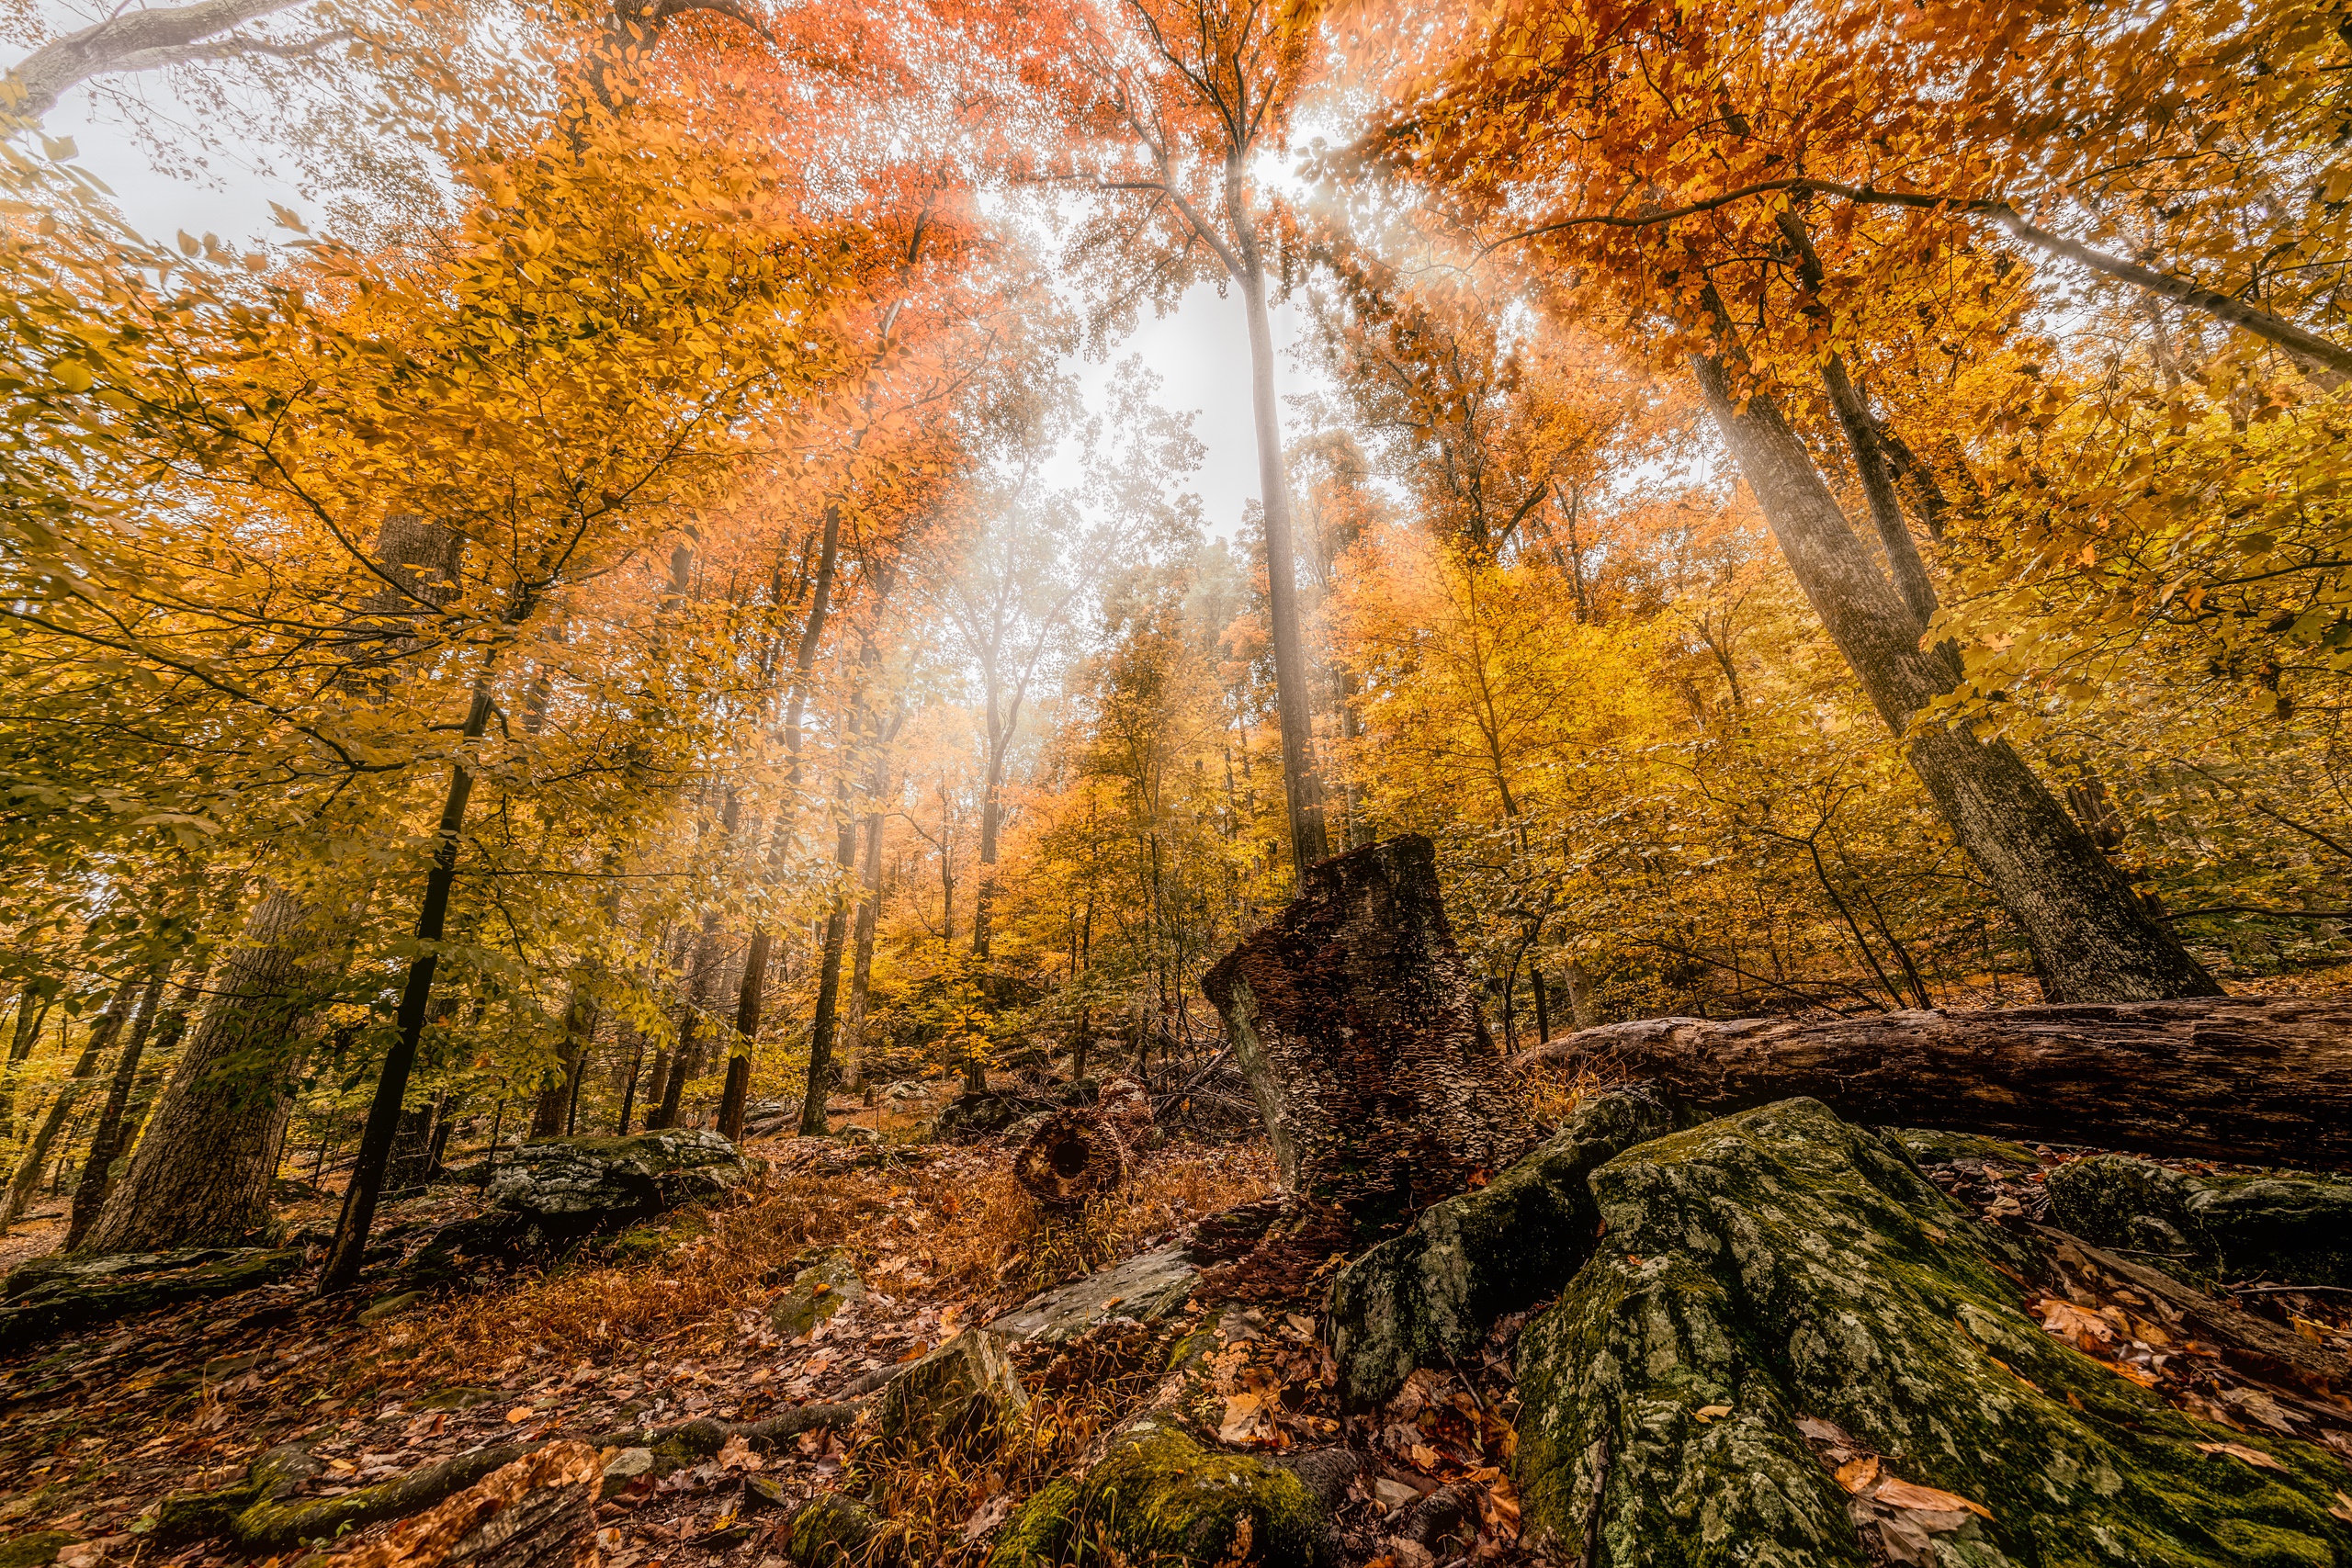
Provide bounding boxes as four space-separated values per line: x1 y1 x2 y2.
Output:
1517 997 2352 1169
1012 1108 1128 1207
79 889 332 1254
1691 355 2221 1003
1200 834 1532 1238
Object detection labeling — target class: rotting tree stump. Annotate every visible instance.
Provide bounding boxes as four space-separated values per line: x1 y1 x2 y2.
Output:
1516 998 2352 1170
1013 1109 1128 1207
1201 834 1532 1240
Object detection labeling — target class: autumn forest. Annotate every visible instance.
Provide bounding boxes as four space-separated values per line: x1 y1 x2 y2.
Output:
2 0 2350 1565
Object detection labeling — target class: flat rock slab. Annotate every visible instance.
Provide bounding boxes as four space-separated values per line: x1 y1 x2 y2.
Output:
0 1247 302 1353
1512 1097 2352 1566
768 1248 865 1338
987 1245 1199 1345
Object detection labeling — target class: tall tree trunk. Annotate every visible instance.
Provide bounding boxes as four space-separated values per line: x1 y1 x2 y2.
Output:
842 770 888 1090
64 966 168 1248
5 981 137 1225
80 891 335 1253
321 682 495 1293
797 773 860 1135
1234 207 1330 877
0 990 51 1143
651 913 722 1132
1690 355 2221 1002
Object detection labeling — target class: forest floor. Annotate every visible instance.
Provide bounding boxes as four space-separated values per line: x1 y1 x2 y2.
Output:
3 1077 2350 1568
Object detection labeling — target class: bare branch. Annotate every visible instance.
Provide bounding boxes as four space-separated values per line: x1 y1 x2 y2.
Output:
4 0 310 116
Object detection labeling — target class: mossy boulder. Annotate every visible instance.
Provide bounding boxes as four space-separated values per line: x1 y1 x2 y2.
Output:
1513 1097 2352 1567
768 1247 866 1337
2047 1154 2352 1287
876 1329 1028 1453
0 1247 302 1352
787 1493 879 1565
987 1243 1198 1345
1328 1087 1674 1410
413 1130 750 1267
987 1423 1327 1568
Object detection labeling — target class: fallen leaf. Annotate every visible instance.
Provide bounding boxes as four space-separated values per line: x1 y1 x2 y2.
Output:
959 1495 1014 1544
2036 1299 2111 1350
1794 1416 1850 1445
1873 1476 1995 1520
1693 1404 1732 1422
2328 1490 2352 1524
1218 1392 1274 1446
2195 1441 2290 1472
1371 1477 1420 1511
1835 1456 1883 1494
716 1434 762 1472
505 1405 533 1424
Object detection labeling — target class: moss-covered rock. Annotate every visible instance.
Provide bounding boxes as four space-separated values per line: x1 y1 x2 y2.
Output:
876 1329 1028 1453
2047 1155 2352 1287
768 1247 866 1337
0 1532 77 1568
0 1247 303 1353
987 1424 1327 1568
787 1492 880 1565
1328 1088 1673 1410
1889 1128 2044 1174
1513 1098 2352 1567
413 1130 750 1267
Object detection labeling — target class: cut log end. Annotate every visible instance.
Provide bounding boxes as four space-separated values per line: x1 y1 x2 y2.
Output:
1013 1110 1129 1207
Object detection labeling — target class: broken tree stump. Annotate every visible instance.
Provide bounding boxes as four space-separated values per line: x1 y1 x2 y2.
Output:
318 1440 600 1568
1514 998 2352 1169
1201 834 1532 1239
1013 1109 1129 1207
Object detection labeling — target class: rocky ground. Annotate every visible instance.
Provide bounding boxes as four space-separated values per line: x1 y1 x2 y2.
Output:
1 1081 2348 1568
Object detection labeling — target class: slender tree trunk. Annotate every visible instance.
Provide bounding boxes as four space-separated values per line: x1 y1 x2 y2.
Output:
1690 355 2221 1002
798 901 852 1135
842 770 888 1089
64 965 169 1248
652 913 722 1132
321 682 495 1293
80 892 334 1253
616 1032 645 1134
5 981 135 1225
0 991 51 1143
1234 222 1329 876
384 1102 438 1195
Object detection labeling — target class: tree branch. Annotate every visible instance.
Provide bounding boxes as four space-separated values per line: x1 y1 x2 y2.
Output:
4 0 308 116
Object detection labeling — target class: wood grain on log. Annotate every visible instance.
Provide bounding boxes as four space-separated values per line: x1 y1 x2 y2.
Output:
1013 1109 1127 1206
319 1441 600 1568
1514 998 2352 1168
1203 835 1532 1236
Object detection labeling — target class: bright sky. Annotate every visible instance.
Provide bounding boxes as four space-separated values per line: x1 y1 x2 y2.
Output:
20 42 1319 545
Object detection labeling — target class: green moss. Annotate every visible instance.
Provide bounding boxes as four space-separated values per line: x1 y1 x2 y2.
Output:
787 1493 878 1565
1515 1100 2352 1568
0 1532 77 1568
1889 1127 2044 1173
989 1426 1324 1567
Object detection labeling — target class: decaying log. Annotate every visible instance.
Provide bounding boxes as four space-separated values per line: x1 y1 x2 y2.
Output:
1517 998 2352 1169
1013 1109 1128 1207
320 1441 599 1568
1202 835 1532 1238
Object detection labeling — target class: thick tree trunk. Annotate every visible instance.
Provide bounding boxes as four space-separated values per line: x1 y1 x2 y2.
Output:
1235 229 1330 877
1517 997 2352 1168
4 982 136 1225
81 891 334 1254
1201 835 1533 1239
1691 355 2221 1003
64 966 169 1248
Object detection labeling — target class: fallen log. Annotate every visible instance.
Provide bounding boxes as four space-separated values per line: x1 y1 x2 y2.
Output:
319 1441 600 1568
1202 835 1532 1239
1515 998 2352 1169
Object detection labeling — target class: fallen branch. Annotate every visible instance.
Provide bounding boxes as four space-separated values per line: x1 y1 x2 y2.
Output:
1515 997 2352 1169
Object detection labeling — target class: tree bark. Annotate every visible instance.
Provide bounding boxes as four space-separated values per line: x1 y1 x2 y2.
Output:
1690 355 2222 1002
1012 1109 1127 1207
1515 998 2352 1169
1201 834 1533 1240
3 982 136 1225
81 891 334 1254
314 1440 602 1568
64 965 169 1248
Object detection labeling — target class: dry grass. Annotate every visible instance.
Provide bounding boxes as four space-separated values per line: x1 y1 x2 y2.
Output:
356 1141 1274 1388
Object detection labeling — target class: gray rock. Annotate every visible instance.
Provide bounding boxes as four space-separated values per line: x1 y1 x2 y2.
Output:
768 1247 867 1337
2046 1154 2352 1286
415 1130 752 1268
1328 1088 1674 1410
988 1245 1199 1344
877 1329 1029 1453
1512 1097 2352 1565
787 1493 879 1565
